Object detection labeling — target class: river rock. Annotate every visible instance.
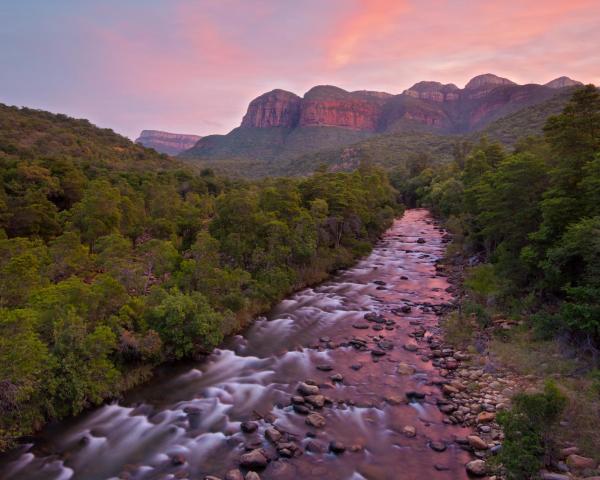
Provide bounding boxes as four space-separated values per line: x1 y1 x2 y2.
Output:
397 362 416 375
264 427 281 443
540 473 570 480
476 411 496 423
305 395 325 408
417 238 426 243
305 439 327 453
331 373 343 382
429 441 447 452
298 382 320 396
558 446 579 459
467 435 488 450
240 421 259 433
465 459 487 476
225 470 244 480
352 323 370 329
245 472 261 480
566 454 597 470
403 343 418 352
329 440 346 454
293 404 310 415
403 425 417 437
171 454 186 466
305 413 326 428
239 449 268 469
204 476 222 480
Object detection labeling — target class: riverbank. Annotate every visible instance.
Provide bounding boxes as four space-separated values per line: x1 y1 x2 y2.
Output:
434 232 600 479
0 209 478 480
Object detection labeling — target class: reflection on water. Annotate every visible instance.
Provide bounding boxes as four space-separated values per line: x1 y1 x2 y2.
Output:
0 209 471 480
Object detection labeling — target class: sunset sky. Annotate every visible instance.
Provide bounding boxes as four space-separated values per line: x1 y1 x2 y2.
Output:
2 0 599 139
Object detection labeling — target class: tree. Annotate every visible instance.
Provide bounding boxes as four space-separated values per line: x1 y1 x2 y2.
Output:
70 179 122 245
146 289 225 359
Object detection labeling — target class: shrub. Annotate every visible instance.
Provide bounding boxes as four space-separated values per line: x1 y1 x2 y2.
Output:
497 381 567 479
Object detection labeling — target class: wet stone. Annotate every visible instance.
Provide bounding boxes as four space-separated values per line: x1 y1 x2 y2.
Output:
352 323 370 330
429 441 447 452
329 441 346 454
225 470 244 480
293 404 310 415
297 382 320 396
239 449 268 469
316 365 333 372
264 427 281 443
305 413 326 428
240 421 259 433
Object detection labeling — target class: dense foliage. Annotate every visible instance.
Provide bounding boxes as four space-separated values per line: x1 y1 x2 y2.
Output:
497 382 567 479
393 85 600 346
0 104 399 450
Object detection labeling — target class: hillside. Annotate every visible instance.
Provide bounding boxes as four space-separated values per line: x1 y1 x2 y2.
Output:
0 104 178 173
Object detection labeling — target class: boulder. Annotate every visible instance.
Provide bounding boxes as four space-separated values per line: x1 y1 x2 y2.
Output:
465 459 487 476
239 449 268 469
305 413 326 428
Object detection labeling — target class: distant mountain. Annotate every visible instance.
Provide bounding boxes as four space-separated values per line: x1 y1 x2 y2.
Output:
136 130 201 155
180 74 581 172
544 76 583 89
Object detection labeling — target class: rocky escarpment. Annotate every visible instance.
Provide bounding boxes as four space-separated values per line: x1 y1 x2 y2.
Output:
136 130 201 155
298 86 392 131
180 73 583 172
239 86 391 131
240 89 301 128
237 74 580 135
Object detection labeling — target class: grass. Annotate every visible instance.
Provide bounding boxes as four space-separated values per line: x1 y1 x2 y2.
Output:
491 328 600 461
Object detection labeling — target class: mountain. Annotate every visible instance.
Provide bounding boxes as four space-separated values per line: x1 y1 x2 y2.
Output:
544 76 583 89
180 74 581 174
135 130 202 155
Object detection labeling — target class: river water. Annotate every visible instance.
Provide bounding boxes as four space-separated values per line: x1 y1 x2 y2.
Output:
0 209 472 480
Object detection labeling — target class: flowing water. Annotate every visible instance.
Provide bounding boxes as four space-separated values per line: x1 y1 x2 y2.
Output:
0 209 472 480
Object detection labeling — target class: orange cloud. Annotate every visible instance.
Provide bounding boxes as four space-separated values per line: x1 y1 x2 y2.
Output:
327 0 409 67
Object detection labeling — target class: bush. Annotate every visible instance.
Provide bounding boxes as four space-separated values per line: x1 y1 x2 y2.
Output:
497 381 567 479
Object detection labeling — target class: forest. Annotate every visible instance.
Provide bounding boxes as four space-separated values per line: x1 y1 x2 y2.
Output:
0 104 399 450
393 85 600 346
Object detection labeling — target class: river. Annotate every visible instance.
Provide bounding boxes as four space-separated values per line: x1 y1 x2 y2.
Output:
0 209 473 480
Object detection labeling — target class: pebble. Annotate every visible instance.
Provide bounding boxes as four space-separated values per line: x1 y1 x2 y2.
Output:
239 449 268 469
240 421 258 433
225 470 244 480
305 413 326 428
297 382 320 396
329 441 346 454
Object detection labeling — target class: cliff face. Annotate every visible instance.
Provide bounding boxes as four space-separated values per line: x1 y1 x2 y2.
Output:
236 74 578 136
136 130 201 155
297 86 391 131
240 89 301 128
180 73 582 166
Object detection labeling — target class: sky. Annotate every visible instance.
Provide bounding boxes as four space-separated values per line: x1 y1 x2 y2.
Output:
1 0 599 139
